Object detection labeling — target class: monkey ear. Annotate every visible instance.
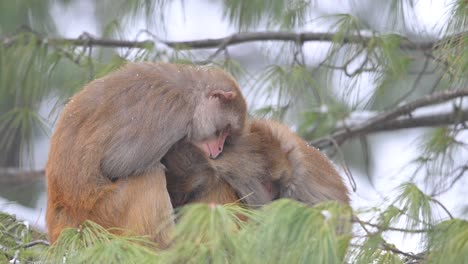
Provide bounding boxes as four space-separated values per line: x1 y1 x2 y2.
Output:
209 90 236 101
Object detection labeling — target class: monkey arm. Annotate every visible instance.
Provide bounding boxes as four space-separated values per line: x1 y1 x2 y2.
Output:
46 62 248 246
96 82 195 180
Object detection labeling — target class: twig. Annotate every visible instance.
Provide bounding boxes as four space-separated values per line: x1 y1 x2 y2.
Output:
430 197 454 219
382 242 424 261
20 240 50 248
431 165 468 196
354 217 425 261
387 56 431 109
354 218 428 234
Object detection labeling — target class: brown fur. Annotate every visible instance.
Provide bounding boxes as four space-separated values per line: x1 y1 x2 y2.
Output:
46 62 247 245
250 119 350 205
163 119 350 208
163 129 272 207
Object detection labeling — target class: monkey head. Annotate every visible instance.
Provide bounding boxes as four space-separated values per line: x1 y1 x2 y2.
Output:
189 69 247 159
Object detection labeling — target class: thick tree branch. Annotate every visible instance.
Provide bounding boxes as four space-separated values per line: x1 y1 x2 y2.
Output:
312 89 468 149
2 30 465 51
365 109 468 132
0 168 44 183
2 34 154 49
161 31 436 50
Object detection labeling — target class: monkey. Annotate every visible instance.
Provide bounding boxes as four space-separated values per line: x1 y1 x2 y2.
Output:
251 119 349 204
163 124 275 208
163 119 350 209
45 62 248 245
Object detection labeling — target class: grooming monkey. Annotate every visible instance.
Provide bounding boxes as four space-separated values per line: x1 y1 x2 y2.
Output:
46 62 248 245
46 61 349 246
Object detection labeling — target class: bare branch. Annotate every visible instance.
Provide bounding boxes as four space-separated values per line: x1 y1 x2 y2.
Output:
161 31 461 51
430 197 454 219
382 242 424 261
2 34 153 49
431 165 468 196
312 89 468 149
354 216 425 261
354 218 429 234
365 109 468 132
20 240 50 248
2 30 465 51
0 168 44 184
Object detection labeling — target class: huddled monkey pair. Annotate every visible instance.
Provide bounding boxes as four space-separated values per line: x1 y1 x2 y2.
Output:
45 62 349 246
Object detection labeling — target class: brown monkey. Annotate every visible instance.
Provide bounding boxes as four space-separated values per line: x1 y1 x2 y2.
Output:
163 125 274 208
250 119 349 204
163 119 349 208
46 62 248 245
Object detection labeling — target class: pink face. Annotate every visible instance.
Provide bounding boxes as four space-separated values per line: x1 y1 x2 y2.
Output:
192 129 230 159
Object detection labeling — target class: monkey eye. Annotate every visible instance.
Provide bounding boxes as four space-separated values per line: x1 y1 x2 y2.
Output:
215 124 231 137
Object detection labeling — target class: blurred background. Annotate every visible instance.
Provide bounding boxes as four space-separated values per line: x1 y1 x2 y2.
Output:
0 0 466 251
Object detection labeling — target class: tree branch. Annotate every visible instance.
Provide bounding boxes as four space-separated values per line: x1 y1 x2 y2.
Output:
312 89 468 149
2 34 154 49
2 30 465 51
354 216 425 261
0 168 44 184
20 239 50 248
161 31 435 50
364 109 468 132
382 242 424 261
354 218 428 234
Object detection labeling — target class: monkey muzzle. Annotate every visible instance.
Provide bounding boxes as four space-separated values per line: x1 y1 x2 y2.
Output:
193 129 230 159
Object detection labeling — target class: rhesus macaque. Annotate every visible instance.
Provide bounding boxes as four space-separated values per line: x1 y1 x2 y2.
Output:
46 62 247 245
251 119 349 204
163 126 275 207
163 119 349 208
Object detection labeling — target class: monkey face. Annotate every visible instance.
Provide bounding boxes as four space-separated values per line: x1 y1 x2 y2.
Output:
190 85 246 159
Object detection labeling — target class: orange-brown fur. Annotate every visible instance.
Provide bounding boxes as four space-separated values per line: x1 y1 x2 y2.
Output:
46 62 247 245
163 119 349 208
163 128 272 207
251 119 350 205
